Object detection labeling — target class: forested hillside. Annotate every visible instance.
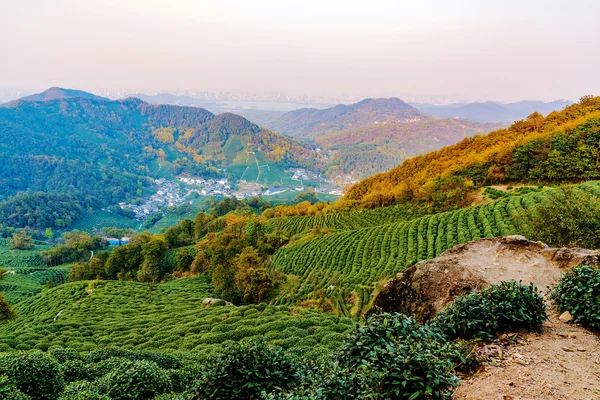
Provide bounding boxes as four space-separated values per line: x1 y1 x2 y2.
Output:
316 118 502 178
0 91 316 229
343 96 600 209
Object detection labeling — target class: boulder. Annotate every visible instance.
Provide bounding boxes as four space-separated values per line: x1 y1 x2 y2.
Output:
371 236 600 323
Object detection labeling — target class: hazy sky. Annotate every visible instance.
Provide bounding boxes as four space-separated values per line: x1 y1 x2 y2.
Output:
1 0 599 102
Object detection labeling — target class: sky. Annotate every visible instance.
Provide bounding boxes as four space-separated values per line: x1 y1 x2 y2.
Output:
1 0 599 102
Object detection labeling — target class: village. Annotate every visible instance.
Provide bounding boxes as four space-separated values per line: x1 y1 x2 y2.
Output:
117 169 344 219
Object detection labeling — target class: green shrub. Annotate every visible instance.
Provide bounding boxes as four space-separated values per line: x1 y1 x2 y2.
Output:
0 351 64 400
517 187 600 248
337 313 461 399
61 359 94 383
190 340 299 400
85 347 181 369
432 281 547 340
49 347 82 363
0 375 31 400
96 359 171 400
550 265 600 328
60 381 108 400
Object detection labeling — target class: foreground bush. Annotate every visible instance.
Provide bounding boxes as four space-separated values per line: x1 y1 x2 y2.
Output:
190 340 299 400
432 281 547 340
338 313 462 399
550 265 600 329
96 359 171 400
0 351 64 400
0 375 30 400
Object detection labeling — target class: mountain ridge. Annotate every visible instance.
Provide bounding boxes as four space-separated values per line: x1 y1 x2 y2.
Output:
260 97 427 139
0 87 109 107
413 99 573 123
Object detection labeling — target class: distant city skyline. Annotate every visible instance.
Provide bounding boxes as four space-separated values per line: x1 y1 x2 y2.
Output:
1 0 599 103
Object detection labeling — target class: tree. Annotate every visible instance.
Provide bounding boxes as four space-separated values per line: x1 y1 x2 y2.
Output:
518 187 600 248
8 232 34 250
0 293 16 323
44 228 54 240
138 235 168 283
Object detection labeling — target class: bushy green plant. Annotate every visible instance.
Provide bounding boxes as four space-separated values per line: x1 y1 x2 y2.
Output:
96 359 171 400
336 313 461 399
48 347 81 363
0 375 31 400
190 340 299 400
432 281 547 340
0 351 64 400
60 381 108 400
549 265 600 328
517 187 600 248
85 347 181 369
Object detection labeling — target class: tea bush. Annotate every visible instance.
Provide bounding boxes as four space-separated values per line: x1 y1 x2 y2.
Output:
550 265 600 329
337 313 462 399
190 340 300 400
432 281 547 340
0 375 30 400
96 359 171 400
0 351 64 400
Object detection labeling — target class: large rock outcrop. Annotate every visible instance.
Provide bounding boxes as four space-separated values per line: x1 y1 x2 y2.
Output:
372 236 600 323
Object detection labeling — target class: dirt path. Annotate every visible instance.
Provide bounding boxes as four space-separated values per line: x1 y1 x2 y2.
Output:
454 310 600 400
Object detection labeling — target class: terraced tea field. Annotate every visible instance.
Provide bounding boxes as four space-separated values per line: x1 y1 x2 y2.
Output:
272 182 600 297
0 277 354 357
0 242 68 303
272 204 422 235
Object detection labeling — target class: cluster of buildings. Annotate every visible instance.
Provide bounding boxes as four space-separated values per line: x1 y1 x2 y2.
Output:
177 176 233 197
119 179 189 217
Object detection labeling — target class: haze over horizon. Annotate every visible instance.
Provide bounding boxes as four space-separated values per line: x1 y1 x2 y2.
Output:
1 0 599 103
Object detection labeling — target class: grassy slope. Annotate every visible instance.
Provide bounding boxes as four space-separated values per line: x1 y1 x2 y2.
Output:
0 276 354 356
0 242 70 304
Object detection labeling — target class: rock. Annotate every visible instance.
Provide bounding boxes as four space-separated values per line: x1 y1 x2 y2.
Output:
370 262 488 322
202 297 232 307
504 235 529 244
559 311 574 323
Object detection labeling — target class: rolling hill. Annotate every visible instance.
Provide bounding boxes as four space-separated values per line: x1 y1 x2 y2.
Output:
261 97 426 140
0 89 316 229
343 96 600 209
414 99 572 123
315 118 502 178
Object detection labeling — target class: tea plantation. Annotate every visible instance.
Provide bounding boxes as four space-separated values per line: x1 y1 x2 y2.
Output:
0 276 354 357
0 242 69 303
272 182 600 296
272 204 422 234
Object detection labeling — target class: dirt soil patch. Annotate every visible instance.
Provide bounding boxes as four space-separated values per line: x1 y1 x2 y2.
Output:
454 310 600 400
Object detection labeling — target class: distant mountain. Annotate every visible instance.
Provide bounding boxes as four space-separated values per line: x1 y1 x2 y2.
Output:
0 93 315 229
262 98 427 139
1 87 108 107
413 100 572 123
316 119 502 178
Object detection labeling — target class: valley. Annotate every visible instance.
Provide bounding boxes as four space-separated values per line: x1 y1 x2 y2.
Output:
0 91 598 400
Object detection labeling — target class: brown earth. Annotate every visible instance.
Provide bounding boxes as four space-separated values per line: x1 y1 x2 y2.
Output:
372 236 600 399
373 236 600 322
454 310 600 400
